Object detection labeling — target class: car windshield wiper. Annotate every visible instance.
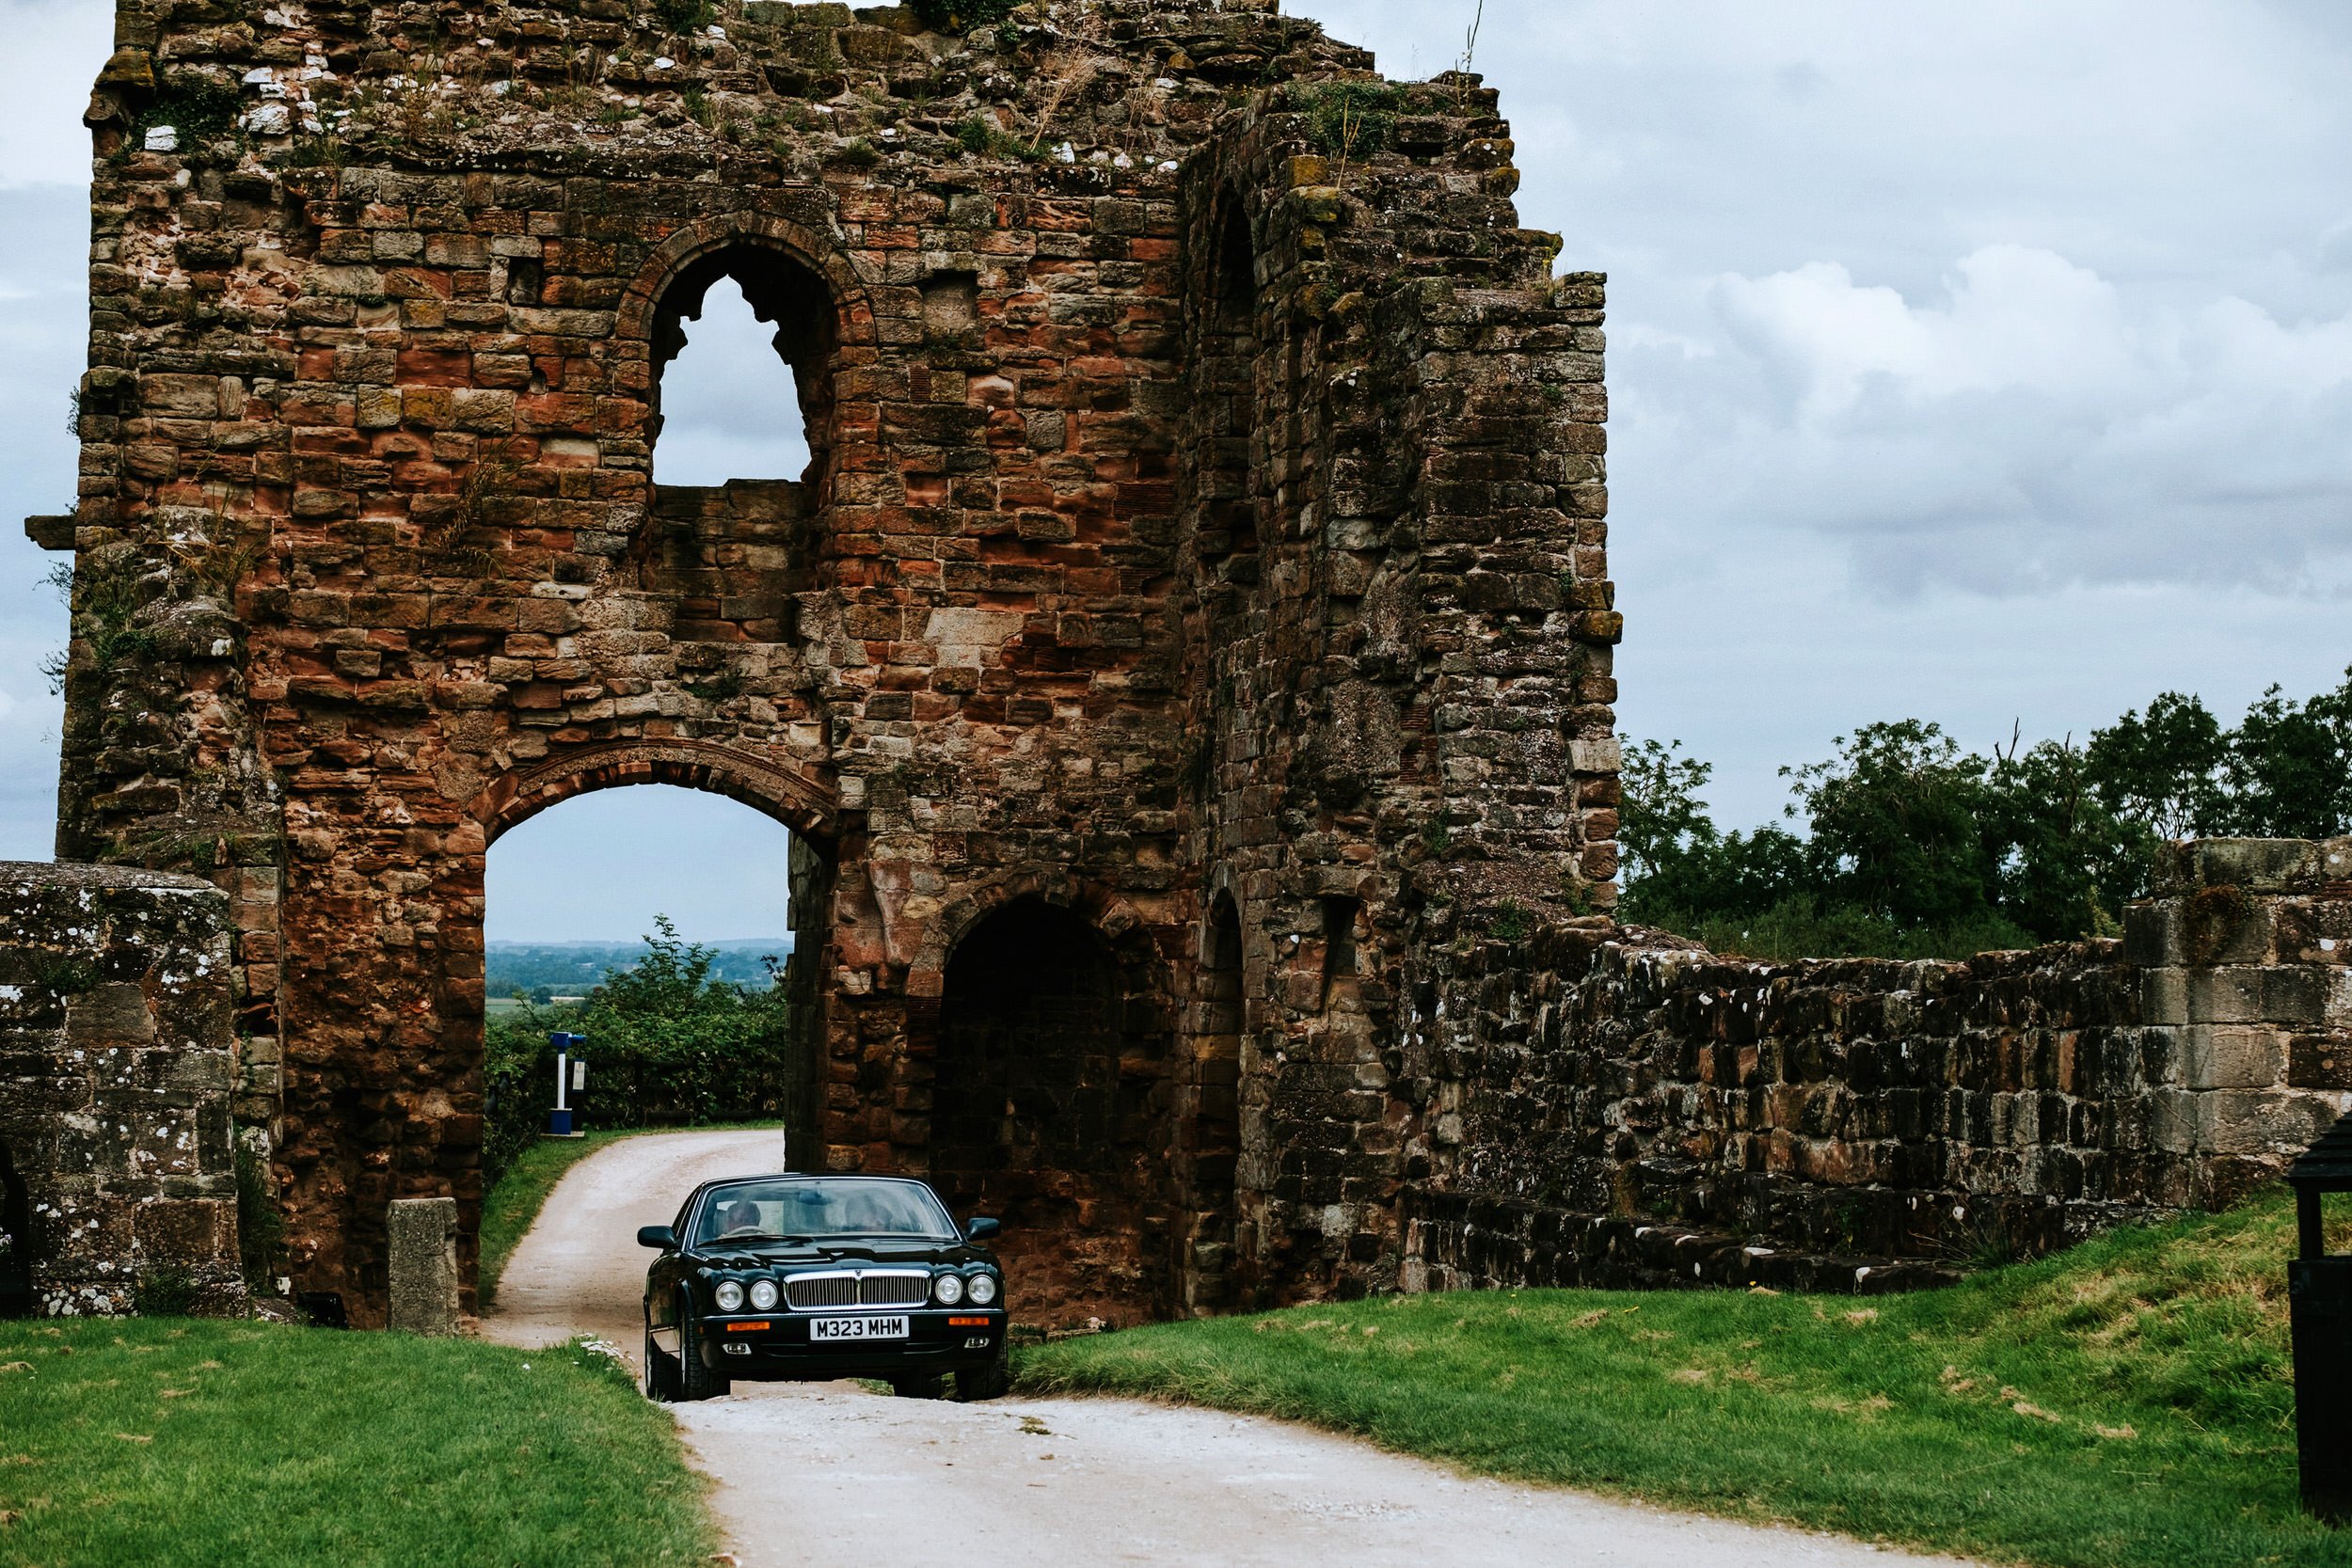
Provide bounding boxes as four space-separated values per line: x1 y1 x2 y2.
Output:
707 1231 813 1245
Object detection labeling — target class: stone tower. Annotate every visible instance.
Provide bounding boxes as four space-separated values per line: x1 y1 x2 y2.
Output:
34 0 1618 1324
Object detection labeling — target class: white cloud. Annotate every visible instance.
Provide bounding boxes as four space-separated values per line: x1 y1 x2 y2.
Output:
1715 248 2143 419
1689 247 2352 594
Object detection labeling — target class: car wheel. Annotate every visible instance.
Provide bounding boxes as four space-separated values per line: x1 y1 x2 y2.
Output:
889 1373 946 1400
676 1294 731 1402
643 1322 681 1402
956 1340 1011 1402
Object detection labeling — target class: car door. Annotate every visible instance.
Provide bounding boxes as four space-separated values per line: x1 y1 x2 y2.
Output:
646 1190 700 1349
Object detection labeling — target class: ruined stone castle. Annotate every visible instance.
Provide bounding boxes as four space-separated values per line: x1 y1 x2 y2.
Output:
5 0 2345 1326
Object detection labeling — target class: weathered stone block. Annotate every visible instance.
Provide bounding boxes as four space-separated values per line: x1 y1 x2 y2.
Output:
387 1196 459 1336
2180 1024 2287 1090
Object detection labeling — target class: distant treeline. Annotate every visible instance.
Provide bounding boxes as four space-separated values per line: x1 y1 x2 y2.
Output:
1622 668 2352 961
486 934 793 1001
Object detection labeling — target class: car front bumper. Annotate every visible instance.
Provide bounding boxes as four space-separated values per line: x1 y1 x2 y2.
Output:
691 1306 1008 1379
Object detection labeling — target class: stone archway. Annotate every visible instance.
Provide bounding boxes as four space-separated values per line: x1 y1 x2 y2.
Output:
470 740 841 1178
477 737 837 847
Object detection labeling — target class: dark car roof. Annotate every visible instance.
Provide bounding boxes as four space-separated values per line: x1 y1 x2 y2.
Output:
678 1172 948 1219
687 1172 938 1198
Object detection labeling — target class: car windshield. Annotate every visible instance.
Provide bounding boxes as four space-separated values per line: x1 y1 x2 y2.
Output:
693 1179 959 1245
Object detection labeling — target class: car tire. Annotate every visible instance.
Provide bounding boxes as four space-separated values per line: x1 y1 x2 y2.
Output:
889 1373 946 1400
676 1294 731 1402
644 1322 682 1402
956 1338 1012 1402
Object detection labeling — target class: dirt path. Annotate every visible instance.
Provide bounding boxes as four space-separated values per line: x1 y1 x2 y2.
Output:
484 1129 1973 1568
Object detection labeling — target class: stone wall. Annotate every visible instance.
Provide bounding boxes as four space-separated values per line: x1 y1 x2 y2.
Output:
0 863 243 1316
1397 839 2352 1295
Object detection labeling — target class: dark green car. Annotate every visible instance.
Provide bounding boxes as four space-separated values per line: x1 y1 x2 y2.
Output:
639 1174 1010 1402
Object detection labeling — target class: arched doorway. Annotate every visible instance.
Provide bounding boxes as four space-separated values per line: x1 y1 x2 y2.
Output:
0 1143 31 1319
931 896 1173 1325
478 756 837 1184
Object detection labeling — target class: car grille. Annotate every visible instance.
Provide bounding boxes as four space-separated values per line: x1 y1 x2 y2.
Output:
783 1270 930 1310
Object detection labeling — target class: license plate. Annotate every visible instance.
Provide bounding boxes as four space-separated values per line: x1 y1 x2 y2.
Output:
810 1315 910 1341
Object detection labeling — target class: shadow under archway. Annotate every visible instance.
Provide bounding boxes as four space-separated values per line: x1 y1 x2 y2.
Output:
932 896 1173 1326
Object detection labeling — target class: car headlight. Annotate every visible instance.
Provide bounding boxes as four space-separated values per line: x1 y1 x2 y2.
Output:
932 1272 965 1306
712 1279 746 1312
749 1278 779 1311
967 1272 998 1306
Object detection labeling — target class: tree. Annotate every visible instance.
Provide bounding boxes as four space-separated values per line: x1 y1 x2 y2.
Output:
1617 737 1717 886
2084 692 2225 841
2216 668 2352 839
1982 736 2149 940
1787 721 1994 929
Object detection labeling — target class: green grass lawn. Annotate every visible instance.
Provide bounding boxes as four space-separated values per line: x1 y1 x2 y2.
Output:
1023 1190 2352 1568
479 1121 783 1307
0 1318 711 1568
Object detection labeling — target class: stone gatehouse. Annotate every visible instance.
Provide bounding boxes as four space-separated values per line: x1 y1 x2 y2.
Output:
29 0 1617 1323
23 0 2343 1329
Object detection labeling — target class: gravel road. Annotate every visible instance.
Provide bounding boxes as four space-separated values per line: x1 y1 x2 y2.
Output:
483 1128 1972 1568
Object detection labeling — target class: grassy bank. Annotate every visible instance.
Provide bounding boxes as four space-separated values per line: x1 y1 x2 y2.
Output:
479 1121 783 1306
0 1318 711 1568
1023 1191 2351 1568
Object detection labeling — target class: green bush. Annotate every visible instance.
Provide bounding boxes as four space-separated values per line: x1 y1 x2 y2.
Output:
128 77 246 152
484 919 794 1189
133 1266 201 1317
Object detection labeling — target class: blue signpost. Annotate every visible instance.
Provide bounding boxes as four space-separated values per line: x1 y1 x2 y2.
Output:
547 1032 588 1136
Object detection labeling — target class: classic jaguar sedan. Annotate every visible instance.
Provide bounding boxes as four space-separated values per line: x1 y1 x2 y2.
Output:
639 1173 1009 1402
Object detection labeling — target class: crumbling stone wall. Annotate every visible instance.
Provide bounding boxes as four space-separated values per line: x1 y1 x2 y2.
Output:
0 863 243 1315
1400 839 2352 1294
35 0 1617 1323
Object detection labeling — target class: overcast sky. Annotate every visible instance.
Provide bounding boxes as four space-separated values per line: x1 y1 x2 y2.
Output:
3 0 2348 941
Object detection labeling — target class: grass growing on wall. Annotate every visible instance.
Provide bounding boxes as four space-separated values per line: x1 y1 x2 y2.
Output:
0 1319 712 1568
1022 1189 2349 1568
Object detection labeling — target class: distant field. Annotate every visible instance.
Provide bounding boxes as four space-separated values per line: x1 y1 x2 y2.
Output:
485 936 791 999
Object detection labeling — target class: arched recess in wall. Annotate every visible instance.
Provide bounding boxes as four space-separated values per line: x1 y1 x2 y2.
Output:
1182 889 1246 1314
470 743 842 1173
930 895 1174 1325
1199 185 1263 578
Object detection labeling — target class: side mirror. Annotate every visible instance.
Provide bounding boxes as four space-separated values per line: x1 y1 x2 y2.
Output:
965 1216 1001 1243
636 1225 677 1250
